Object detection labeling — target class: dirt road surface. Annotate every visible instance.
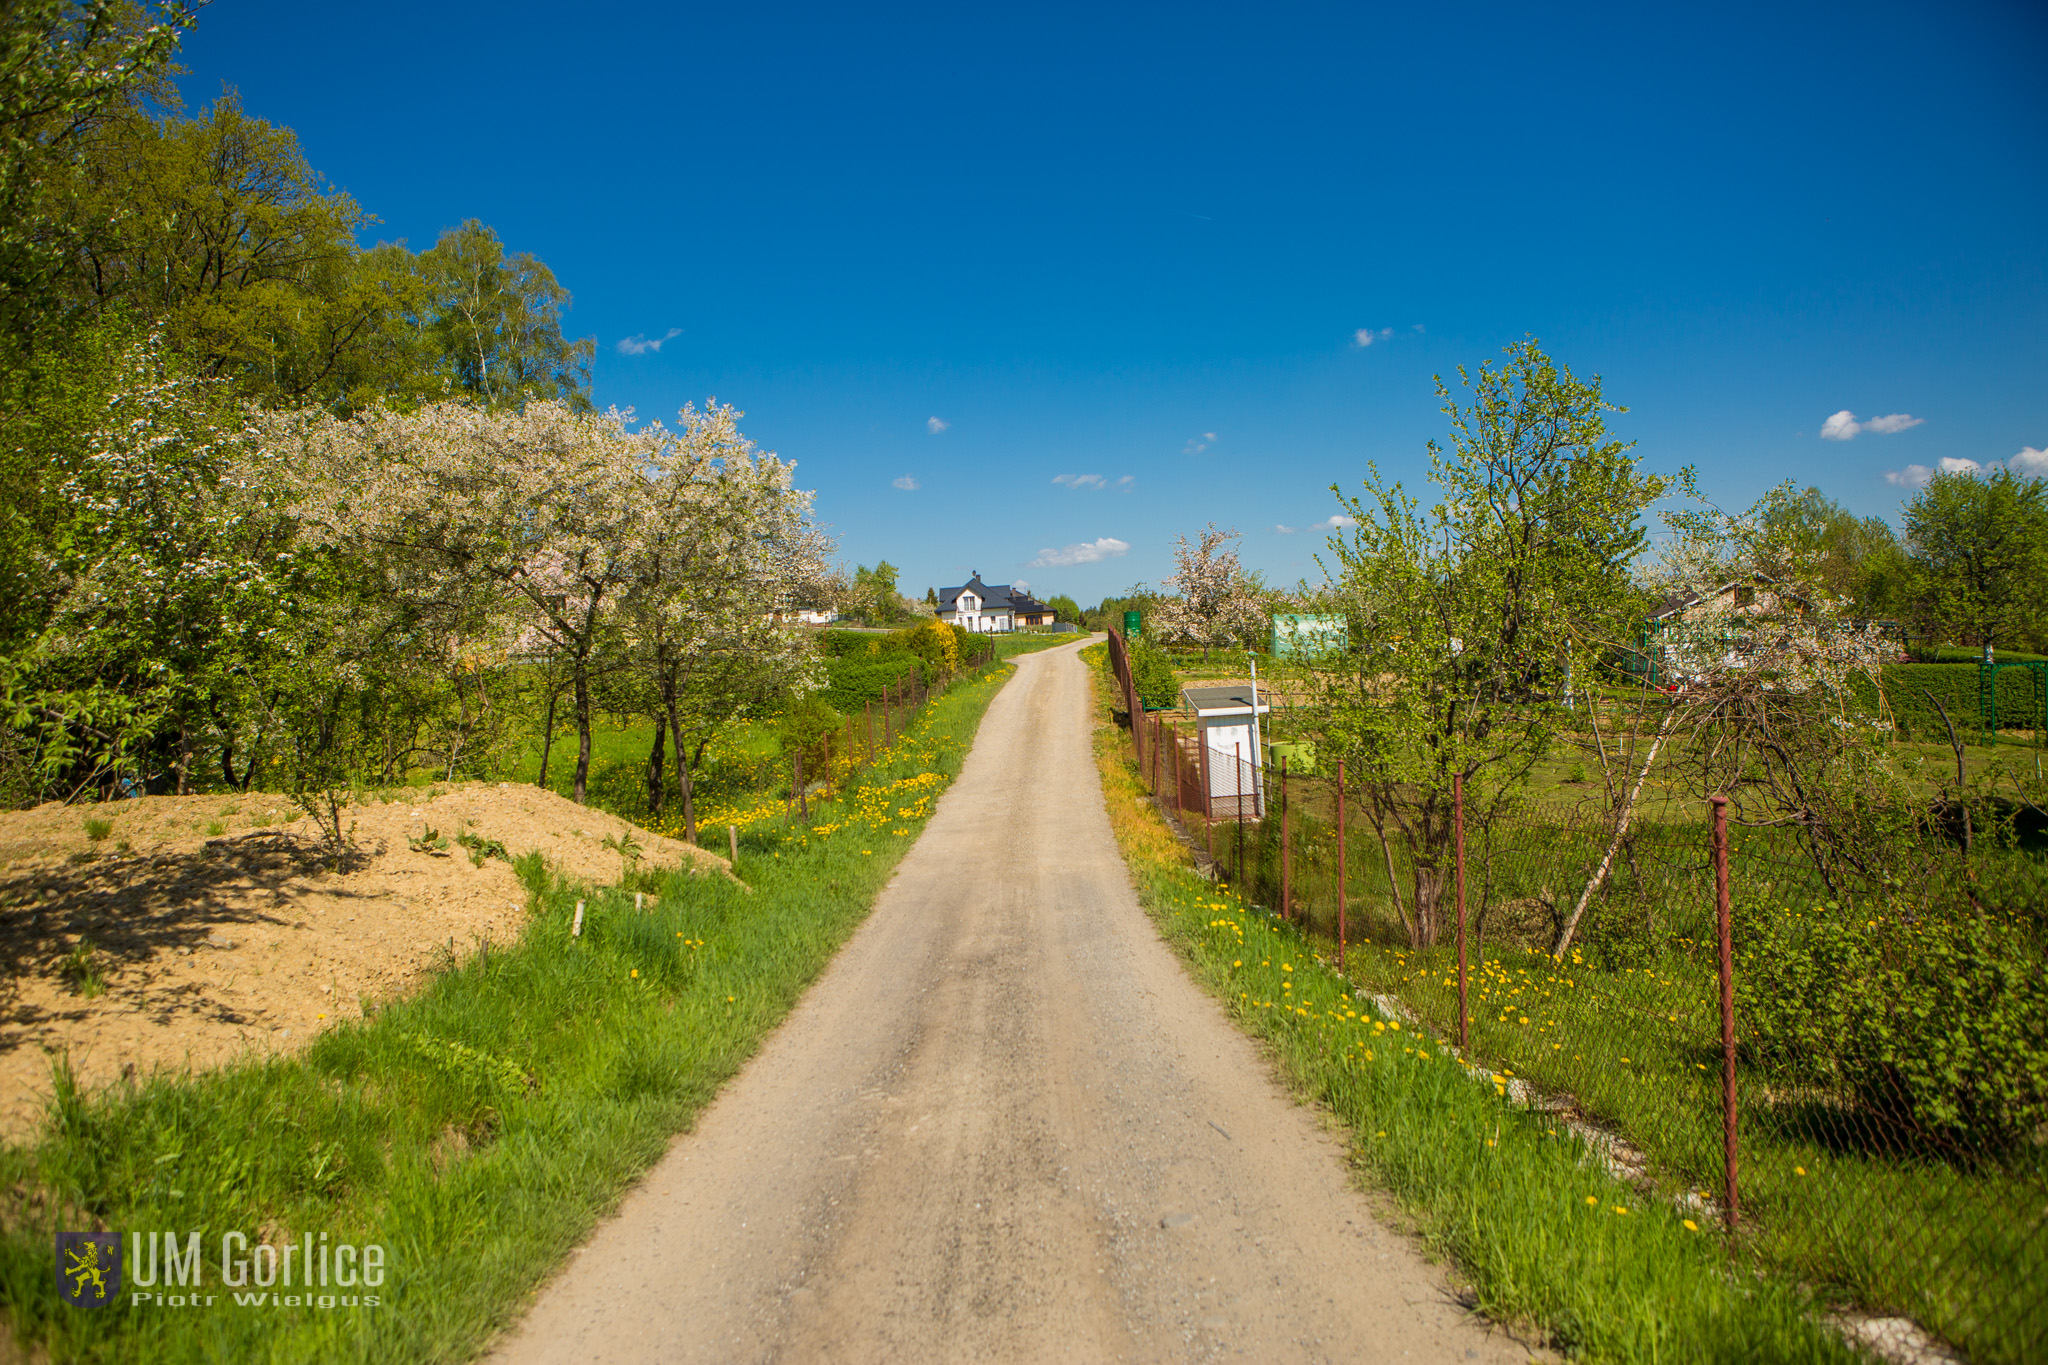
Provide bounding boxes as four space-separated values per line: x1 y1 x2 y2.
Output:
493 641 1532 1364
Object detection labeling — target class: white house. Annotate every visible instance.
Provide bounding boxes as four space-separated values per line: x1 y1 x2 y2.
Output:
936 573 1054 633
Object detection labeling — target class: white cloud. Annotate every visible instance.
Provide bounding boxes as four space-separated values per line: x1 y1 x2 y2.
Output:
1013 579 1030 591
1274 524 1298 535
1412 323 1426 333
927 416 949 434
1354 327 1393 348
1052 473 1106 489
1885 456 1985 488
892 475 920 491
1313 514 1357 531
1183 432 1216 455
1821 409 1923 440
1884 448 2048 487
615 327 683 356
1117 474 1135 489
1820 410 1860 441
1028 537 1130 568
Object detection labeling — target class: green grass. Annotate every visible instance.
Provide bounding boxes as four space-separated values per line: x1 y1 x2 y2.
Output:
0 665 1018 1362
1090 686 1864 1364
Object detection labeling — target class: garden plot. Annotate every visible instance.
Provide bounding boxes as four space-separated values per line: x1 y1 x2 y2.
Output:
0 784 730 1140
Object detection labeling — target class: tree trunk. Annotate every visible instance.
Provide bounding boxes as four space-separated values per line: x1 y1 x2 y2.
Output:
572 666 592 805
663 687 696 846
647 715 667 816
1412 863 1445 947
537 683 560 790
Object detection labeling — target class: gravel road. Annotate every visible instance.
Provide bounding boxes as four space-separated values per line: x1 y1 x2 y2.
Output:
492 639 1531 1363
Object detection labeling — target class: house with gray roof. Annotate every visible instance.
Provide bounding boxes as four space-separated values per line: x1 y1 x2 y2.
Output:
936 573 1055 632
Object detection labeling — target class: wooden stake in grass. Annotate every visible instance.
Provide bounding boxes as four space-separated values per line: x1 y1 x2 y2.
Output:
571 899 586 937
729 824 739 867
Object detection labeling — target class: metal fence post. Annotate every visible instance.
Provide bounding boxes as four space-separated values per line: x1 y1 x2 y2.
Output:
1712 794 1739 1233
1199 736 1214 867
1234 742 1247 888
866 699 874 764
1280 756 1291 923
1454 772 1469 1051
1336 758 1348 971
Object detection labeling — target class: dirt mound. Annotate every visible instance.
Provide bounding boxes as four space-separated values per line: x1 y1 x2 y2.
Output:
0 783 731 1142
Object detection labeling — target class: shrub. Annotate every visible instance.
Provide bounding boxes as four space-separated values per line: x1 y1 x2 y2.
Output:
1736 899 2048 1151
1128 636 1180 710
775 694 845 775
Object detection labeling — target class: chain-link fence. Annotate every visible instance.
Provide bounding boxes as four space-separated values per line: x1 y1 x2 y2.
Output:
1101 627 2048 1365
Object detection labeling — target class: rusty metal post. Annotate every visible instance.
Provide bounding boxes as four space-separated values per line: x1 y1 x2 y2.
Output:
1199 735 1214 867
1234 742 1247 887
866 700 874 763
1455 771 1469 1051
1280 757 1292 922
1336 758 1348 971
1168 722 1181 823
1713 794 1739 1233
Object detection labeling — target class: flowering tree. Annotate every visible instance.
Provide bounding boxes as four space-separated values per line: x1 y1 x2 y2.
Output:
622 402 830 842
1150 525 1267 651
268 399 657 803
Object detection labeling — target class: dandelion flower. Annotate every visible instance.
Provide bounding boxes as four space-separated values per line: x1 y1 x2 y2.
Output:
1794 1165 1806 1176
1585 1196 1599 1206
1683 1219 1699 1231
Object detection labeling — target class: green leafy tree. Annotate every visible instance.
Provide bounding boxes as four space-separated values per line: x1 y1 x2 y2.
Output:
1756 485 1907 619
1046 593 1081 624
0 0 194 331
1900 468 2048 653
1309 338 1667 947
849 560 909 624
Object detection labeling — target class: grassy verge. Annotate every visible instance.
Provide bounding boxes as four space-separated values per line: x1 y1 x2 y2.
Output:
0 664 1018 1363
1085 675 1859 1364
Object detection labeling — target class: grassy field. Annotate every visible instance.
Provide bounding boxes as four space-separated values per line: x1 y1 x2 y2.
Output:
1085 676 1860 1363
0 664 1018 1362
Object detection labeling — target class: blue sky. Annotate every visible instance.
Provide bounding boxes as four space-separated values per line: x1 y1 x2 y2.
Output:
174 1 2047 605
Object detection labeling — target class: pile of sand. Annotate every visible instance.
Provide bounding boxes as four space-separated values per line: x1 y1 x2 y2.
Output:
0 783 731 1142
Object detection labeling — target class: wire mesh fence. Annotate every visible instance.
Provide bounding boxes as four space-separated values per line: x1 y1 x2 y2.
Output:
1102 626 2048 1365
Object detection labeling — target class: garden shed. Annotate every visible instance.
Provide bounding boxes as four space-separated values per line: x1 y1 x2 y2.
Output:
1181 684 1270 820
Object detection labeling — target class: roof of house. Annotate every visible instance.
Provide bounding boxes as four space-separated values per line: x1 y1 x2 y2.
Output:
1181 684 1272 717
937 573 1020 614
